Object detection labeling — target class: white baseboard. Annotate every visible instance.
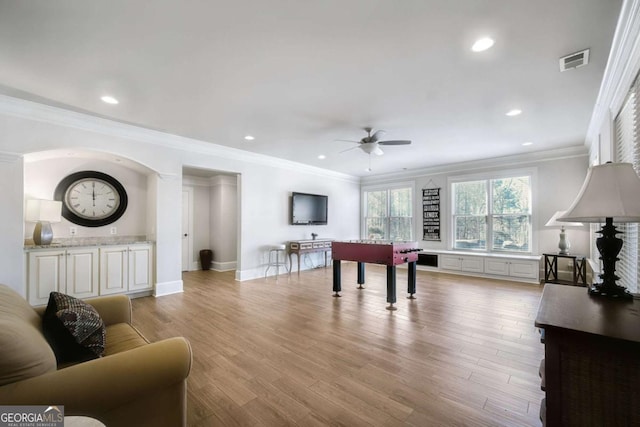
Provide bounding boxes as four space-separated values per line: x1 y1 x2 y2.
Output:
212 260 237 271
188 260 237 272
154 280 184 296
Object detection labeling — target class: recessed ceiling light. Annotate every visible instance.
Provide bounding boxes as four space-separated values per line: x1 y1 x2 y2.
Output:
522 141 533 146
318 155 326 160
101 95 119 105
506 109 522 116
244 135 255 141
471 37 495 52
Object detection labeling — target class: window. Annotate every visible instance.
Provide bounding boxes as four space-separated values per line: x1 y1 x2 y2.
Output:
363 186 413 240
452 175 532 253
613 73 640 293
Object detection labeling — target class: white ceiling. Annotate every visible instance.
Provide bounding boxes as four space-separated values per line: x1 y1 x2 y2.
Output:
0 1 622 177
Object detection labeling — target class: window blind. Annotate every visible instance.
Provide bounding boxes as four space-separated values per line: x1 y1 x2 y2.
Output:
613 74 640 292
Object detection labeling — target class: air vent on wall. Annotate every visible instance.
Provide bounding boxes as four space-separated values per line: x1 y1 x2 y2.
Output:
559 49 590 72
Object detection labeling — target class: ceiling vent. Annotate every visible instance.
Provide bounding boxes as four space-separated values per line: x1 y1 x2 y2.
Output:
559 49 590 72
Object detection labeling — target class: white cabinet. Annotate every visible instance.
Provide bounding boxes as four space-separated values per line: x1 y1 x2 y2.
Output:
99 244 154 295
27 243 153 305
484 258 539 280
128 244 153 292
441 254 484 273
422 251 541 284
99 246 129 295
65 248 99 299
27 247 99 305
27 250 66 305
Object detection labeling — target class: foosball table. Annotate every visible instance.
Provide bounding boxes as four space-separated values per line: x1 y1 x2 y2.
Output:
331 240 422 310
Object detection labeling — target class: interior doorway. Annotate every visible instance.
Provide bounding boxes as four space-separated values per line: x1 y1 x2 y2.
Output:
182 167 239 273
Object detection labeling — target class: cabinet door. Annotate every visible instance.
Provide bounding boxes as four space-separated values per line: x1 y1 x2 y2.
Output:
509 260 539 280
440 255 462 271
28 250 65 305
128 244 153 292
484 259 509 276
99 246 129 295
66 248 99 299
461 256 484 273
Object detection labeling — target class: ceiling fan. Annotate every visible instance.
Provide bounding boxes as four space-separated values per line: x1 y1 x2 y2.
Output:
338 127 412 156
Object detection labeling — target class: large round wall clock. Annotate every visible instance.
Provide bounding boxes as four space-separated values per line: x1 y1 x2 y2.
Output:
54 171 128 227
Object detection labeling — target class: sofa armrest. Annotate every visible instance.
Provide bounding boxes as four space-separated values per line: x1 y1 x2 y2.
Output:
0 337 191 412
84 294 132 326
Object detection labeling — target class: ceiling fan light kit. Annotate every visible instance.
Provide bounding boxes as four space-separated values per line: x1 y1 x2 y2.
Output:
339 128 412 164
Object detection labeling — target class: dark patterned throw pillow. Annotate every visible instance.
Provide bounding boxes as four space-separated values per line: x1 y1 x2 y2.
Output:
42 292 106 363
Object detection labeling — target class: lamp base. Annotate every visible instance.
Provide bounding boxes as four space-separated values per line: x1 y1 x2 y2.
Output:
33 221 53 246
588 282 633 300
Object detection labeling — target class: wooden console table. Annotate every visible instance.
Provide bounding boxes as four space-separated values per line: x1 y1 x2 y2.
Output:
288 239 332 274
535 284 640 426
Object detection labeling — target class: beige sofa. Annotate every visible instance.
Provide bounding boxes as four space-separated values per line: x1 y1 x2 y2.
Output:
0 284 192 427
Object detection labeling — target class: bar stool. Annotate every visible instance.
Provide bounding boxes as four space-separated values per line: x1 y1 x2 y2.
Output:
265 244 288 279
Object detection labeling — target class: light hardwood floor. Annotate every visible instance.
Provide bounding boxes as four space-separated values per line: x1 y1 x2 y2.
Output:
131 264 545 426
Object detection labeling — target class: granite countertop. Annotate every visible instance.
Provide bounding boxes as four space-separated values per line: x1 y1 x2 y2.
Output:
24 235 154 250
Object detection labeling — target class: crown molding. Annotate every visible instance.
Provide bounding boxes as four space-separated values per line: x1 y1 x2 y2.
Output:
0 94 360 184
0 151 22 163
586 0 640 148
360 145 588 185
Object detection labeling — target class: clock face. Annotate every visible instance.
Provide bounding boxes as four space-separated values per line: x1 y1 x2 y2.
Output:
54 171 128 227
64 178 121 220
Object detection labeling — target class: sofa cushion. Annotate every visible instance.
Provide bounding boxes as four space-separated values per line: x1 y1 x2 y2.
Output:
0 284 56 386
43 292 106 363
104 323 149 356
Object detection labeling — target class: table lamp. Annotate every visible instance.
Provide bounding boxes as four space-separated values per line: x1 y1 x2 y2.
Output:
559 162 640 299
545 210 583 254
26 199 62 245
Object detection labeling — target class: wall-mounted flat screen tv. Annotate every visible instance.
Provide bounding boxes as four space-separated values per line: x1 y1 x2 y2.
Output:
291 192 328 225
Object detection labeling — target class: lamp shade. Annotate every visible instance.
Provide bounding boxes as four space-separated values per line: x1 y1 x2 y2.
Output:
25 199 62 223
545 210 583 227
559 163 640 223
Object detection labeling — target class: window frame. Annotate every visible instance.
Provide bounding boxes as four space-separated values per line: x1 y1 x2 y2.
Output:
448 168 536 254
361 181 415 241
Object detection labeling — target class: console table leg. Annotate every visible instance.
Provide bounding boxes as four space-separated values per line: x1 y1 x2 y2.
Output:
407 261 417 299
357 262 365 289
332 260 342 297
386 265 397 310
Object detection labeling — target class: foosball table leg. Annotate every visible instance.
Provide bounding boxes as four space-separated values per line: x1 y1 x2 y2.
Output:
407 261 417 300
332 260 342 298
386 303 397 311
357 262 365 289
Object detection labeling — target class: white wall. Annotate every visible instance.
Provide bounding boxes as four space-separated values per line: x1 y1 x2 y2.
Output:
210 175 237 269
0 96 361 295
0 153 25 294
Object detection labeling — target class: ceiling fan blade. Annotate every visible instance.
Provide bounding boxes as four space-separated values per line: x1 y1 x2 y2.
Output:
339 146 360 153
335 139 360 144
369 130 386 142
378 140 411 146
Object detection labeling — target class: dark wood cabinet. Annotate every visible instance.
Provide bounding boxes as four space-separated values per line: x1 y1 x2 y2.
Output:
535 284 640 426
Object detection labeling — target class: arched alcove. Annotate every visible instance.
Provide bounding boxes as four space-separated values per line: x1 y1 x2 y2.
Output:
24 148 157 244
